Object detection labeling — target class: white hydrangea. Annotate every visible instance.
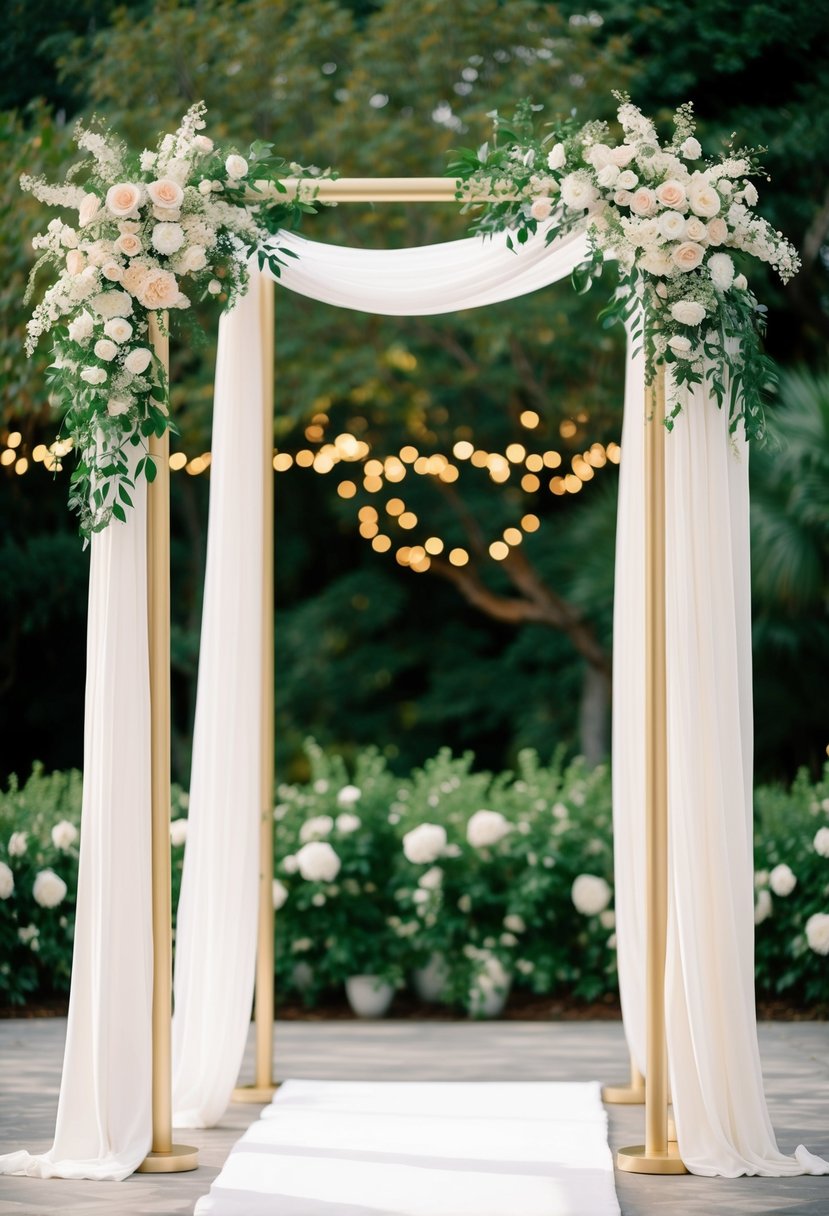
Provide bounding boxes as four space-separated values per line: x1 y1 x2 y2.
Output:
8 831 28 858
296 840 341 883
466 809 511 849
272 879 288 910
571 874 612 916
560 173 597 211
51 821 78 851
670 300 707 326
769 863 796 897
0 861 14 899
33 869 68 909
813 827 829 858
335 812 361 834
708 252 735 291
402 823 446 865
169 819 188 847
300 815 334 843
754 888 773 925
67 311 94 343
152 222 185 255
805 913 829 956
337 785 361 806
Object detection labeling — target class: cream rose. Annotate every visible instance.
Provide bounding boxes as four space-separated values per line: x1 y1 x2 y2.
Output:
135 268 181 310
104 317 133 344
530 197 553 221
667 334 693 357
672 241 705 272
101 262 123 283
105 182 142 218
659 210 686 240
147 178 184 210
629 187 657 217
656 179 687 210
684 216 708 242
225 154 248 179
152 223 185 256
66 249 86 276
614 189 632 207
115 232 142 257
689 184 721 218
80 366 107 385
610 144 636 167
124 347 153 376
617 169 638 190
94 338 118 362
706 218 728 246
78 193 101 227
597 163 620 188
175 245 208 273
546 143 565 171
194 134 214 153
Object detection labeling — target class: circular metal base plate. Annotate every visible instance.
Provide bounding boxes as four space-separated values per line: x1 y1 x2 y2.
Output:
617 1143 688 1174
601 1083 646 1105
231 1083 280 1104
137 1145 199 1174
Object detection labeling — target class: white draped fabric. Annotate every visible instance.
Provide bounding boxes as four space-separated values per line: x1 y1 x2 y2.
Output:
0 470 153 1180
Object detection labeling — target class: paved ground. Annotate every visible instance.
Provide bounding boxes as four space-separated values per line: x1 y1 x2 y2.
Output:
0 1018 827 1215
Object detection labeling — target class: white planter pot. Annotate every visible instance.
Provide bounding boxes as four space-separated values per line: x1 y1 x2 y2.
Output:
412 953 450 1003
467 974 512 1019
345 975 395 1018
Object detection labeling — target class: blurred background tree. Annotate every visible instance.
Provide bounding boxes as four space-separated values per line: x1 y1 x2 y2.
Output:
0 0 826 783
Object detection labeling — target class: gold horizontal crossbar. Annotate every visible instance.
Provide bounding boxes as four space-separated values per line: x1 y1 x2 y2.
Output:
253 177 513 203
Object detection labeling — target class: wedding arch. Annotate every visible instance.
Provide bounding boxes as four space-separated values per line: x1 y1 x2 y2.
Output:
3 102 826 1189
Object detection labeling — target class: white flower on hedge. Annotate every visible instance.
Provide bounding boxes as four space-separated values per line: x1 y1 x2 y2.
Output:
296 840 341 883
104 317 133 343
516 958 535 976
337 784 361 806
94 338 118 362
571 874 612 916
51 821 78 851
504 914 526 934
599 909 616 930
67 310 94 343
8 831 27 857
670 300 707 326
311 892 326 907
282 854 298 874
769 863 796 897
754 869 769 887
169 819 188 847
292 937 313 953
708 252 735 291
152 223 185 256
18 924 39 947
466 809 511 848
33 869 68 909
80 366 107 385
225 154 248 180
336 812 360 834
754 888 773 925
413 888 430 906
805 912 829 956
403 823 446 864
124 347 152 376
547 143 566 170
813 827 829 857
300 814 334 843
457 893 472 913
0 861 13 899
418 866 443 891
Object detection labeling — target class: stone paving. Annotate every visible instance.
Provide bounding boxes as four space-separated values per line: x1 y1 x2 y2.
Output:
0 1018 827 1215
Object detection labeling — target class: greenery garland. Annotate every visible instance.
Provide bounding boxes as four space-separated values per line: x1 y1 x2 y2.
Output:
448 96 800 440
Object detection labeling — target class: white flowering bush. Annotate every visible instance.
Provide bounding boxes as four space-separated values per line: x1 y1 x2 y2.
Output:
21 101 329 537
449 97 799 442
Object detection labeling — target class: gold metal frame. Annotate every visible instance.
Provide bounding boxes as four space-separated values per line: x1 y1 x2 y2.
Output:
141 178 683 1177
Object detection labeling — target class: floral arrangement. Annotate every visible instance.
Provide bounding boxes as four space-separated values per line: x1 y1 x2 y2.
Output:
21 102 328 536
449 97 800 440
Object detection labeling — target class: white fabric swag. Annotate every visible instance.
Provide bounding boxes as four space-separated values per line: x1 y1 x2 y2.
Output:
2 223 826 1181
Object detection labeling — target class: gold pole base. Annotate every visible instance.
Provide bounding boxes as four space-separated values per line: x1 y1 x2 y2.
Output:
137 1144 199 1174
617 1144 687 1175
602 1082 646 1105
667 1115 677 1143
231 1082 280 1104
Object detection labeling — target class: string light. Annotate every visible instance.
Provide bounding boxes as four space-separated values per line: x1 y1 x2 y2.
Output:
453 440 474 460
7 432 21 449
522 513 540 532
519 410 539 429
273 452 293 471
489 540 509 561
169 452 187 471
503 527 522 546
521 473 540 493
559 419 577 439
337 480 357 498
449 548 469 566
372 534 392 552
525 453 544 472
386 498 405 516
398 511 418 530
425 536 444 555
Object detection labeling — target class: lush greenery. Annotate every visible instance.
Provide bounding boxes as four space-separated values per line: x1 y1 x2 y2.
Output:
2 0 828 785
2 752 827 1011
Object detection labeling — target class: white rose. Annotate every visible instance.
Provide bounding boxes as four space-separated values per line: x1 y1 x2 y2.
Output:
107 397 131 418
175 245 208 274
115 233 142 258
272 878 288 910
586 143 613 170
629 187 657 217
769 863 796 897
670 300 707 326
33 869 68 909
198 180 213 196
147 178 184 210
708 251 735 291
684 216 708 242
169 819 188 847
207 279 222 295
689 184 721 217
94 338 118 362
67 310 94 343
225 154 249 180
659 210 686 239
813 827 829 857
152 223 185 256
754 889 773 925
655 179 687 210
124 347 153 376
680 137 702 160
706 217 728 246
101 262 123 283
419 866 443 891
300 815 334 843
672 241 706 272
80 367 107 385
805 912 829 956
194 135 214 153
597 163 620 188
546 143 566 171
560 174 596 211
66 249 86 277
467 809 511 849
743 182 759 206
571 874 612 916
104 317 133 344
403 823 447 865
90 290 133 319
610 144 636 167
530 197 553 221
296 840 341 883
0 861 13 899
503 914 526 934
667 334 693 357
105 182 142 218
335 812 361 833
733 273 748 291
614 190 632 207
617 169 638 190
337 784 361 806
78 193 101 227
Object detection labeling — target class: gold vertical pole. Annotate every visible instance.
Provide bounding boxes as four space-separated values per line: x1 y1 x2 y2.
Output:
138 313 198 1174
602 1051 646 1104
617 365 686 1175
233 275 279 1104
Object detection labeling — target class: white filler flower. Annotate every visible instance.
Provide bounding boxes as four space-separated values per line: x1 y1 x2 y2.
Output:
571 874 612 916
769 863 796 897
299 815 334 843
805 912 829 956
466 809 511 848
33 869 68 909
51 821 78 851
335 813 361 834
402 823 447 865
337 784 361 806
0 861 14 900
296 840 341 883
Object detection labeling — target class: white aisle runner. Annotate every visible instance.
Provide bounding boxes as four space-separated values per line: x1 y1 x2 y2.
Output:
194 1080 619 1216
